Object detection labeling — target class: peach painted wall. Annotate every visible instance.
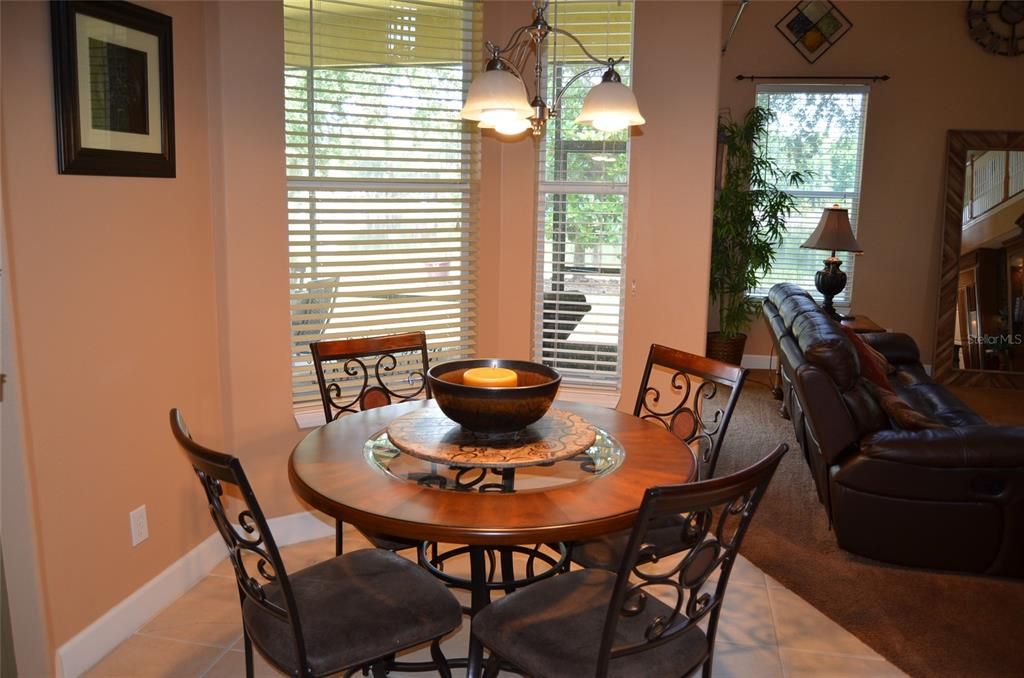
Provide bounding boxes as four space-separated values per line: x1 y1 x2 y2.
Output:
1 0 224 650
618 0 722 406
477 2 542 362
718 1 1024 361
478 1 724 408
204 1 306 520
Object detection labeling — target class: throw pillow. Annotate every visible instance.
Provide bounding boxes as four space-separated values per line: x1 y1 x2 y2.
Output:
863 380 946 431
840 325 895 391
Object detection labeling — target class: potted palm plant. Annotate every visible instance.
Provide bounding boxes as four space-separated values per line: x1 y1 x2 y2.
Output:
707 106 807 365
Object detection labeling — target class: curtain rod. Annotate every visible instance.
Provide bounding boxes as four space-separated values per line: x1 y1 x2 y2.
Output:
736 75 890 82
722 0 751 54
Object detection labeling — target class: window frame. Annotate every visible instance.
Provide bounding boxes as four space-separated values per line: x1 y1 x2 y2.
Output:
751 84 870 308
531 8 636 391
283 0 480 417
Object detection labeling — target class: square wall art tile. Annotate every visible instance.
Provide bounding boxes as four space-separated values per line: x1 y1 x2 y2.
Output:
776 1 852 63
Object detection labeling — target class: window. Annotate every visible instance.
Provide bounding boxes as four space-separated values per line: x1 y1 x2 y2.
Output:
284 0 480 410
752 85 869 305
534 0 635 389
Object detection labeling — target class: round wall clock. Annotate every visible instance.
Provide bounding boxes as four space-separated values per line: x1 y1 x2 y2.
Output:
967 1 1024 56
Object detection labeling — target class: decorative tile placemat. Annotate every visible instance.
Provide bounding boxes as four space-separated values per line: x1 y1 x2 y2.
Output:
386 403 597 468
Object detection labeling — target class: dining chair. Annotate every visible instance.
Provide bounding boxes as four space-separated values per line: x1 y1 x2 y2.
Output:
170 409 461 678
310 331 432 555
311 331 432 422
569 344 749 570
633 344 748 481
471 443 788 678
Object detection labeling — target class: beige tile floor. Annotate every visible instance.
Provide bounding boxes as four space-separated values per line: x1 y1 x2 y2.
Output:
86 526 905 677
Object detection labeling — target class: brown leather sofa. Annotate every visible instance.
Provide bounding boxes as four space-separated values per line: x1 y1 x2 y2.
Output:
764 283 1024 577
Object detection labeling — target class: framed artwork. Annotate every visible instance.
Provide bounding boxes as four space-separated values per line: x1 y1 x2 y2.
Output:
50 1 175 177
775 1 852 64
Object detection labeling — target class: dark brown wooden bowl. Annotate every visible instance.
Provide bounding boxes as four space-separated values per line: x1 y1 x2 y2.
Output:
427 359 561 433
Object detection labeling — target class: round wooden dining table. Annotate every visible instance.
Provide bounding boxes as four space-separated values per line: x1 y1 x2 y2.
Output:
289 399 697 677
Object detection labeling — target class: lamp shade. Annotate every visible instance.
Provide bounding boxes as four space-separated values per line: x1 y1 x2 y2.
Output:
460 69 533 126
574 80 645 132
478 117 532 136
801 205 863 254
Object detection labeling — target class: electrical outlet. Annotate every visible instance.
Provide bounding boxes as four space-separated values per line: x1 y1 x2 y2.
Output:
130 505 149 546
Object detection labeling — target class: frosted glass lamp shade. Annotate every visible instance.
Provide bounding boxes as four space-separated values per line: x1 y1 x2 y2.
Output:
478 117 532 135
461 69 533 126
574 80 645 132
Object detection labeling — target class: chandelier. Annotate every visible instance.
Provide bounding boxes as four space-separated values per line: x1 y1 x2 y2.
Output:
460 0 645 137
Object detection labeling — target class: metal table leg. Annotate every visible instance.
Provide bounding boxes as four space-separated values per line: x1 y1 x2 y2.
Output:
466 546 489 678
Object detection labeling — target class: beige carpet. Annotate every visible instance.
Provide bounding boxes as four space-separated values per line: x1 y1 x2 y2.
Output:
716 377 1024 678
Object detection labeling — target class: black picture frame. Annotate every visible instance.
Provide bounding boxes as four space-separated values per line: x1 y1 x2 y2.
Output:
50 1 175 177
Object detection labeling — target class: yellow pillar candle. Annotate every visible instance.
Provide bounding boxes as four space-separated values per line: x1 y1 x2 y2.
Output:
463 366 518 388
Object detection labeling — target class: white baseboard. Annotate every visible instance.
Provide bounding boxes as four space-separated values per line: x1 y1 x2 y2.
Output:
740 354 779 370
55 511 334 678
293 407 326 430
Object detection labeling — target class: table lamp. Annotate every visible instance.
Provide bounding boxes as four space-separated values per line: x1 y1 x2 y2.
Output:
801 205 863 321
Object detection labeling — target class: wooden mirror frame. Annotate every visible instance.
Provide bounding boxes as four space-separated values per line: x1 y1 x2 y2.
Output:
933 130 1024 388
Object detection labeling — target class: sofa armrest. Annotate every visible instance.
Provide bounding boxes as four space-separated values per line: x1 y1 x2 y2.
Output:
861 332 920 366
794 364 861 465
860 426 1024 468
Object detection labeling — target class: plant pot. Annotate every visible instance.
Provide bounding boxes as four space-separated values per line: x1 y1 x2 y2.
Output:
706 332 747 366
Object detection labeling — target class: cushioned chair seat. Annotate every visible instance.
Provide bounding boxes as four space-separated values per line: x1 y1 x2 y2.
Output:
243 549 461 676
571 514 698 571
472 569 708 678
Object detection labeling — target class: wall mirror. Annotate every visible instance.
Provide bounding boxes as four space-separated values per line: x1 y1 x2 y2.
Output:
934 130 1024 388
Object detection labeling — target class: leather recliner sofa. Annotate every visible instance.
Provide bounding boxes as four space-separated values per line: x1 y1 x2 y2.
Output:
763 283 1024 577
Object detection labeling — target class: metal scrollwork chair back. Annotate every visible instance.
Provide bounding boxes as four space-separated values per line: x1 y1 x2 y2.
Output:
567 345 749 571
170 409 309 676
311 331 432 423
311 332 433 556
635 344 748 480
472 443 788 678
171 409 461 678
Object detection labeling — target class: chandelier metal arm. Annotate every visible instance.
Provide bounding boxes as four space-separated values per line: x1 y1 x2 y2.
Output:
549 64 607 117
490 55 526 81
462 0 643 138
548 25 624 68
491 25 533 60
487 24 626 126
490 24 622 71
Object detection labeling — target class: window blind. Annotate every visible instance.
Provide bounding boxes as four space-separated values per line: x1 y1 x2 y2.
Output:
533 0 635 388
752 85 869 306
1011 151 1024 197
284 0 480 409
972 150 1006 217
964 150 1024 223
